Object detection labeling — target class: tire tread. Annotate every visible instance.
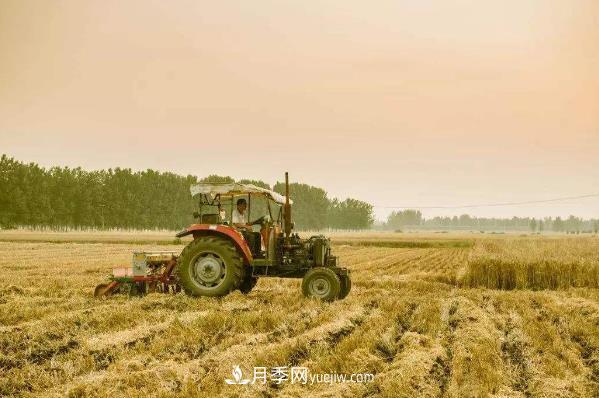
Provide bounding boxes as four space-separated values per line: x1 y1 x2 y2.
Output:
176 235 244 296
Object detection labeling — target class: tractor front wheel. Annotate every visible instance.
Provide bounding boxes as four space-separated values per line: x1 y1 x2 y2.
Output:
177 236 244 297
301 267 341 301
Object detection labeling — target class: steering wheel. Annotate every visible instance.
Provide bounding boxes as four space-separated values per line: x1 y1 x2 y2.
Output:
250 216 266 226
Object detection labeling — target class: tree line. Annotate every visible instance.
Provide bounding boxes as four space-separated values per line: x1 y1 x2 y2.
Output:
0 155 374 231
384 209 599 233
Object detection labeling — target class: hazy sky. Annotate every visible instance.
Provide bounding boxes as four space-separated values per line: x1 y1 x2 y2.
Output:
1 0 598 220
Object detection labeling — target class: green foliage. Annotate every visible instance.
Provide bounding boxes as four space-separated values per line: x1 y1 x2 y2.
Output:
389 211 597 233
271 182 373 230
328 198 374 230
199 175 234 184
0 155 374 231
273 182 330 230
553 217 564 232
529 218 537 232
0 155 197 230
387 210 423 229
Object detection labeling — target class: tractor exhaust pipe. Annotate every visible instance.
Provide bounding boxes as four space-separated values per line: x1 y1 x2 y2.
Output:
284 172 292 240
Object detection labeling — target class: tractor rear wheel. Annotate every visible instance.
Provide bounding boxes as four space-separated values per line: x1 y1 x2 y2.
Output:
301 267 341 301
338 274 351 299
177 236 244 297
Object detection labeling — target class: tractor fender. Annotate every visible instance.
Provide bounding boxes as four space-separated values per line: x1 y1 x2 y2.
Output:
176 224 253 265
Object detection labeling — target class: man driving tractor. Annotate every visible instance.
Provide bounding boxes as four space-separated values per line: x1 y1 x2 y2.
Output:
231 198 251 229
231 198 262 255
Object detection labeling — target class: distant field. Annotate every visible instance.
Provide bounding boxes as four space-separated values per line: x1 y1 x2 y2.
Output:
1 232 598 397
0 229 532 244
0 230 187 244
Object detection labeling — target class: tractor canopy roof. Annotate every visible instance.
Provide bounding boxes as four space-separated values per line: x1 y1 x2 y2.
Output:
190 183 292 205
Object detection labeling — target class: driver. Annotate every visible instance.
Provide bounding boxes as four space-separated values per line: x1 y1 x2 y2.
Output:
232 198 252 230
232 198 262 255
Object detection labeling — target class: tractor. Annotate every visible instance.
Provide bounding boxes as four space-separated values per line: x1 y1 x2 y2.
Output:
94 173 351 301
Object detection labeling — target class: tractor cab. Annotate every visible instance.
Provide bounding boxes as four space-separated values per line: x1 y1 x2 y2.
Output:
188 182 291 259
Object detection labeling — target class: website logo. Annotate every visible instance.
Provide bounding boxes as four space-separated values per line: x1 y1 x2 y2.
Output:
224 365 251 385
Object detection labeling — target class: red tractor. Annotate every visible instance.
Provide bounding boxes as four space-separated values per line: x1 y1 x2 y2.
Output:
95 173 351 301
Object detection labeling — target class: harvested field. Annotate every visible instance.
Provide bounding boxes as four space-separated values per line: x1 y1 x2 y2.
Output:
1 234 598 397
